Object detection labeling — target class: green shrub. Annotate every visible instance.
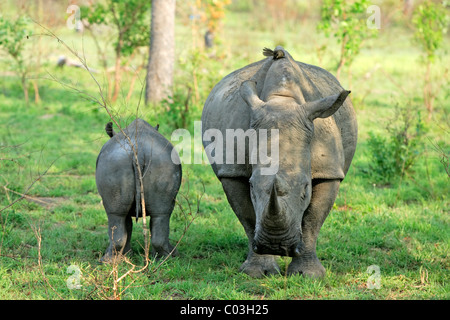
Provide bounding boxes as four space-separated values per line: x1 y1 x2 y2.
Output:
160 88 194 130
367 105 426 184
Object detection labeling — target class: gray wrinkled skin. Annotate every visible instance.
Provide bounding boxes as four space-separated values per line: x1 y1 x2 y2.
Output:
95 119 181 262
202 46 357 277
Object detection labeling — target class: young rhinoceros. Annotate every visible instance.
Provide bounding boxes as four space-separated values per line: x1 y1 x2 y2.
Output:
95 119 182 262
201 46 357 278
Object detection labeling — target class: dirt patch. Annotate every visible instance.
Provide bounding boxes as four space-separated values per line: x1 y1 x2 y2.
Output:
3 186 68 210
25 196 68 210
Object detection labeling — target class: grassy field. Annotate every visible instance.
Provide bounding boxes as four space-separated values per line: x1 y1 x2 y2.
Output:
0 2 449 300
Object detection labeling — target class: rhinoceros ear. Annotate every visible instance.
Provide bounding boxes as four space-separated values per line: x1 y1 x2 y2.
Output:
304 90 350 120
240 80 264 111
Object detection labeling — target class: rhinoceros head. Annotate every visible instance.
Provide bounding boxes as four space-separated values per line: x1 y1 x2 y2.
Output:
239 46 350 257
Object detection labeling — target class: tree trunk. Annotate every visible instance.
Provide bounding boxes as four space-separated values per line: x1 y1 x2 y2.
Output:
336 38 347 81
21 74 29 105
403 0 414 17
33 80 40 104
424 60 433 120
145 0 175 105
111 48 122 103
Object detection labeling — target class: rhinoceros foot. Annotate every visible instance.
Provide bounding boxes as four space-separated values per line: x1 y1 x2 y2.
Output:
99 248 132 264
239 253 280 278
151 243 179 260
287 254 326 278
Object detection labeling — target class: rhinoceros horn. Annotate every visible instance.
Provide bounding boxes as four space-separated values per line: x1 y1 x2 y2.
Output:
268 181 282 216
262 178 287 231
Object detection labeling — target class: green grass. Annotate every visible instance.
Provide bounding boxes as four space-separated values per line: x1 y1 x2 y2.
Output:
0 5 449 300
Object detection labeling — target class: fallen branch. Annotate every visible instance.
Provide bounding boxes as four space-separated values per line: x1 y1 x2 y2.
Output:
0 158 57 214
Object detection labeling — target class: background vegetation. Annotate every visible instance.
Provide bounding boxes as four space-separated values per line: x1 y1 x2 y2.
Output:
0 0 448 299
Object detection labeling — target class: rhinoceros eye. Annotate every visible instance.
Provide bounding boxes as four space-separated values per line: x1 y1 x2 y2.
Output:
300 183 310 200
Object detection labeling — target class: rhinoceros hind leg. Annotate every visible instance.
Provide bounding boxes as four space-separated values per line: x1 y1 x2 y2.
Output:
288 179 340 278
147 187 179 258
221 177 280 277
101 213 133 263
150 214 178 258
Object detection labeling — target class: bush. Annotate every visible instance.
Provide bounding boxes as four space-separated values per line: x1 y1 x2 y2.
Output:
160 88 194 130
367 105 426 184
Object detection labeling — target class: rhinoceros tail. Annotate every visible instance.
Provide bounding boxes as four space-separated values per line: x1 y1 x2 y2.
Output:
105 122 115 138
262 47 285 60
132 159 141 222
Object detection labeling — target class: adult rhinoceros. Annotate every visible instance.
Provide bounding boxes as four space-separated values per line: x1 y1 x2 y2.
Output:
201 46 357 278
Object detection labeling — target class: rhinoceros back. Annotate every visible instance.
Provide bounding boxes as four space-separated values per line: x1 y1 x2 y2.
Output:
96 119 182 208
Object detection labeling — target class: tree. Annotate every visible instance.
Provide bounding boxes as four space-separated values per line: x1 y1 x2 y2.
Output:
412 0 449 120
145 0 176 105
317 0 378 83
81 0 151 103
0 15 32 104
200 0 231 48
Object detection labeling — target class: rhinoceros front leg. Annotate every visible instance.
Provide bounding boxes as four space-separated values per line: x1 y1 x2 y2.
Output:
221 177 280 277
288 179 340 278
